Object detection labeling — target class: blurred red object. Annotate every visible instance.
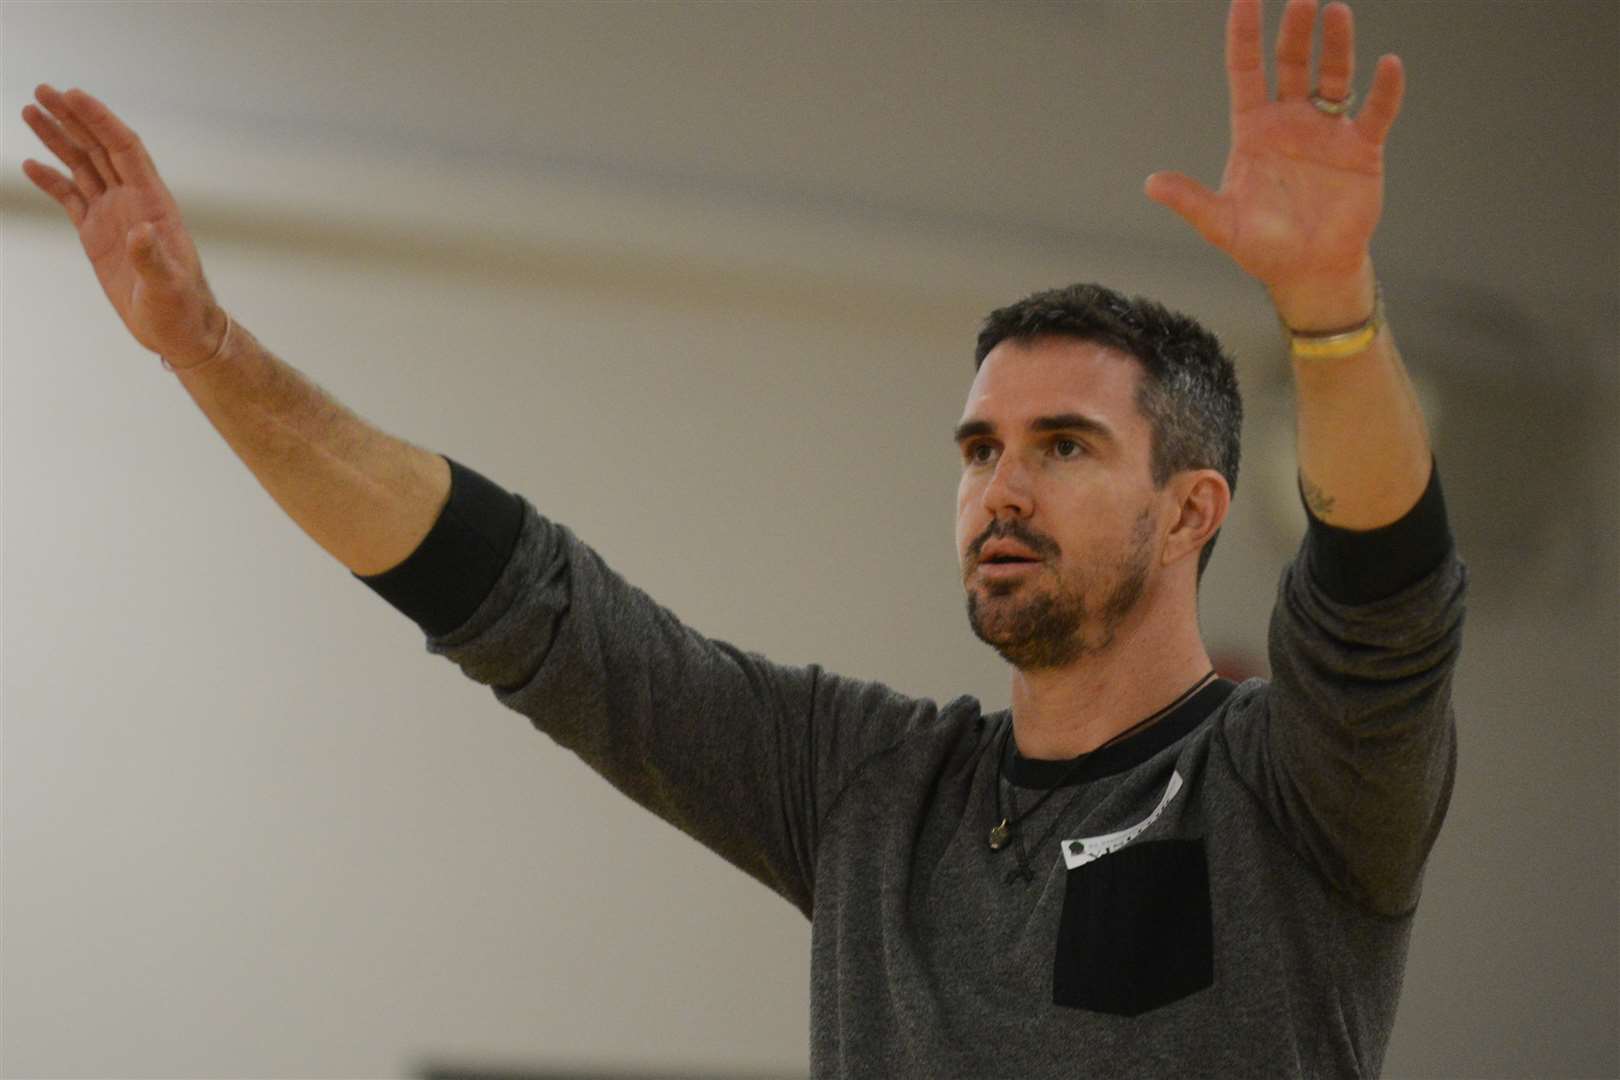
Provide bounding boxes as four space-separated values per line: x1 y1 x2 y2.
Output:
1210 647 1267 683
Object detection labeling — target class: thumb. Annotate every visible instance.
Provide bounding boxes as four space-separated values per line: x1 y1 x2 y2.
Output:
1144 171 1229 249
127 221 178 282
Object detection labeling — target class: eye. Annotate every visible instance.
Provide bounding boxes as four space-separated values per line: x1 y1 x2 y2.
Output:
964 441 997 465
1053 438 1085 459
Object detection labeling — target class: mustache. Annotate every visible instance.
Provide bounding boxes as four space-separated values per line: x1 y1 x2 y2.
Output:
969 519 1059 561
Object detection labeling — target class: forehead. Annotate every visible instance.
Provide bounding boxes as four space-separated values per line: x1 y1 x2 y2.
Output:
962 336 1148 433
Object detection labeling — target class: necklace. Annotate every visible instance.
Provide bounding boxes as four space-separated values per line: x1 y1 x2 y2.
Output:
987 669 1216 854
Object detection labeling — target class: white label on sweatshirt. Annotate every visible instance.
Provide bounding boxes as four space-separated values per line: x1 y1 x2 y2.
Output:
1061 770 1184 870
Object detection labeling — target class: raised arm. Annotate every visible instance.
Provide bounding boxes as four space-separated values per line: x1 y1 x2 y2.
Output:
1145 2 1465 918
20 85 450 575
1145 0 1431 530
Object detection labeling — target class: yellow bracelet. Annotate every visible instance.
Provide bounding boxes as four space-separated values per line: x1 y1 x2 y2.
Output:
1283 286 1384 360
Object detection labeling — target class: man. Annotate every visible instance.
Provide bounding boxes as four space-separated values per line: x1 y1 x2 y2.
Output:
21 0 1463 1075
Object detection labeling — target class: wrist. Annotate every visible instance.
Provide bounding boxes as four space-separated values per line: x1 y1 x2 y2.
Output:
1268 258 1377 333
163 307 235 374
1284 285 1385 362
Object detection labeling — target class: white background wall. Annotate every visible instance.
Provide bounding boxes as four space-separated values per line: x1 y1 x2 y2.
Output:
3 2 1615 1078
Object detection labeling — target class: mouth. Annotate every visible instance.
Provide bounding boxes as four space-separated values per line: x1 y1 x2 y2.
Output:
976 556 1042 578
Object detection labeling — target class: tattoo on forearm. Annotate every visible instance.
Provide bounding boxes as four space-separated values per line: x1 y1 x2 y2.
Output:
1302 476 1336 518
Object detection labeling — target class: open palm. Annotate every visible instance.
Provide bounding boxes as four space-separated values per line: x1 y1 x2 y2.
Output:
1146 0 1404 293
21 85 222 364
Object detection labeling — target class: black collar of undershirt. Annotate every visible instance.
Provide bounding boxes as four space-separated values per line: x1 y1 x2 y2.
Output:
998 677 1237 789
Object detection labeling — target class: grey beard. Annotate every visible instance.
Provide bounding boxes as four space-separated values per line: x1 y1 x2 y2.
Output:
965 541 1151 672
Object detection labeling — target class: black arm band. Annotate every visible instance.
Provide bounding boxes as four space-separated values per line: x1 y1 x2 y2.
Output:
352 455 525 638
1302 456 1455 605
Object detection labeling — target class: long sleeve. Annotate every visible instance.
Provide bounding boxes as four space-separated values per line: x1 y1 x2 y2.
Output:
1221 461 1467 917
356 458 942 918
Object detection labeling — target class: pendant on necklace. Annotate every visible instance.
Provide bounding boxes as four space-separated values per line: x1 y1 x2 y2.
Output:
988 819 1011 851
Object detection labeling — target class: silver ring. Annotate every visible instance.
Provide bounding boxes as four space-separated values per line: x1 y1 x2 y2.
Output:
1309 89 1355 116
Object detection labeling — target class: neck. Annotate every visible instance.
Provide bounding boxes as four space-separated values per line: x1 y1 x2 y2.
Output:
1008 601 1214 761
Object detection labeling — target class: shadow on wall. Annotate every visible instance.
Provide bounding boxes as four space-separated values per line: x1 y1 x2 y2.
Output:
1385 276 1616 608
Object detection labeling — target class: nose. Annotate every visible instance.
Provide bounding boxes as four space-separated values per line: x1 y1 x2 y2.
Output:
980 452 1034 520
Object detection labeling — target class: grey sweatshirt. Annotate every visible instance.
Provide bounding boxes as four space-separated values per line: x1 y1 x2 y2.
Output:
358 458 1465 1078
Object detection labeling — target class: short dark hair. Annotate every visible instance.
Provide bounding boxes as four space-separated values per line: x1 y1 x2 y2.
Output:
974 282 1242 582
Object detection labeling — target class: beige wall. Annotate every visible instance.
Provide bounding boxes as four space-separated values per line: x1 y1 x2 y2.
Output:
3 4 1616 1078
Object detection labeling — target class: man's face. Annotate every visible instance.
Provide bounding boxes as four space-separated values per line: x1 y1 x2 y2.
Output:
954 335 1162 671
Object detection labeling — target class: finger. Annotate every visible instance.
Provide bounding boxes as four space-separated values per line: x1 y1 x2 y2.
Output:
63 88 161 190
1316 2 1354 103
35 84 119 190
22 98 104 200
1144 171 1232 250
1275 0 1318 102
1354 54 1404 144
53 87 126 187
20 158 87 226
1226 0 1268 115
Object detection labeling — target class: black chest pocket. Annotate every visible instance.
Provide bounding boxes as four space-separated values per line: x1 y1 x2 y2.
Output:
1052 837 1214 1016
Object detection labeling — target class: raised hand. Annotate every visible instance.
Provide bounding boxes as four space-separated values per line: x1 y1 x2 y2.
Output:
1144 0 1403 327
21 85 227 367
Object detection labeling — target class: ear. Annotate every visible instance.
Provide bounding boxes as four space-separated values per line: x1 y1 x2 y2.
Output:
1160 469 1231 570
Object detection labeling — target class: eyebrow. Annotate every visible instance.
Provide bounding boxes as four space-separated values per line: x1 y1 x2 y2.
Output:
952 412 1117 446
